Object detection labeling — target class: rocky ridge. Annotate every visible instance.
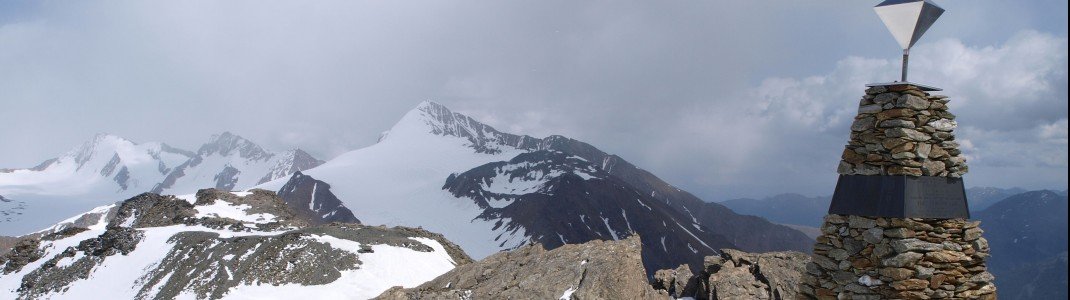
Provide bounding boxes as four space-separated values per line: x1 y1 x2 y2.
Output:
376 235 665 300
0 182 465 299
655 249 810 300
378 234 814 300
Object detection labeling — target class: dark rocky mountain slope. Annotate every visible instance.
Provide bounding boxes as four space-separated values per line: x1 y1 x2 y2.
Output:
444 150 735 275
276 172 360 225
721 194 832 228
975 190 1068 300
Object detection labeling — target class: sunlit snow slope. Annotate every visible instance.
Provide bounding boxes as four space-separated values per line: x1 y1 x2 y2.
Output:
258 102 530 257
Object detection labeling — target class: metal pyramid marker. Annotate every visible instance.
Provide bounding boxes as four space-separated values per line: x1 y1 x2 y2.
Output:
875 0 944 50
874 0 944 82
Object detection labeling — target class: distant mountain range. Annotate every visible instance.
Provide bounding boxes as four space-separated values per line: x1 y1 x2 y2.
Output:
720 193 830 228
975 190 1068 300
718 187 1061 228
0 101 813 276
0 132 324 235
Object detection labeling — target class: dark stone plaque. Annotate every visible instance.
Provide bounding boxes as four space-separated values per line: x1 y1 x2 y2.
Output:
829 175 969 219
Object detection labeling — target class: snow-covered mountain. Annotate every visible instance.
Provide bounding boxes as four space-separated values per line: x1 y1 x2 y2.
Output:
0 187 466 299
0 133 323 235
256 101 812 274
150 132 325 194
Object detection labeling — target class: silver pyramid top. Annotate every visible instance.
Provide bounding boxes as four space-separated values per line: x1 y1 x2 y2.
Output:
875 0 944 50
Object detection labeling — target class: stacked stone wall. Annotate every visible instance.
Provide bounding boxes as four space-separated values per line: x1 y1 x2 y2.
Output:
838 85 967 177
799 215 996 299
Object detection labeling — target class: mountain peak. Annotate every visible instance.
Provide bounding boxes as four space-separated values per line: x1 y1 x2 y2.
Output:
62 133 134 169
198 132 272 161
384 101 542 154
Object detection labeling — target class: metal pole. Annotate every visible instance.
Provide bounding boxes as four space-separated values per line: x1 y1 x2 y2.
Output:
901 48 910 82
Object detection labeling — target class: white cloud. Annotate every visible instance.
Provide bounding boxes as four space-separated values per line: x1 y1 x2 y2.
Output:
660 30 1068 196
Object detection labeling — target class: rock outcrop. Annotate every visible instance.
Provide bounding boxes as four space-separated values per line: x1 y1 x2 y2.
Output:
375 235 665 300
655 249 810 300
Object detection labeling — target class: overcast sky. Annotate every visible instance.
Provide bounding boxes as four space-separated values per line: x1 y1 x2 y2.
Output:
1 1 1066 200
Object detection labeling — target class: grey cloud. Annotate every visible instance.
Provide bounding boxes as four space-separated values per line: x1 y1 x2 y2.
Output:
0 1 1066 200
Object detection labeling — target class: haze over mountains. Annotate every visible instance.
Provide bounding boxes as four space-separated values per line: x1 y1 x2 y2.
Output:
1 101 812 277
719 187 1062 228
1 101 1065 299
0 132 324 234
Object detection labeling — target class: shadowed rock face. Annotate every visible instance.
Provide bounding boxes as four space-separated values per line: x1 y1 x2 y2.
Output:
417 101 812 256
276 172 361 225
376 235 665 300
444 150 734 276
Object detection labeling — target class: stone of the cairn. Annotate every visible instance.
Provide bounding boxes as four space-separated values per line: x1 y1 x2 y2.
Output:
798 84 997 300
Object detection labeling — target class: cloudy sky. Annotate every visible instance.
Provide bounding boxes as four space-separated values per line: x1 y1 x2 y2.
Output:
1 1 1066 200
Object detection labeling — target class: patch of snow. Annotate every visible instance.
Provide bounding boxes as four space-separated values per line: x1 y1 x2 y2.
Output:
226 234 457 299
621 209 634 234
559 287 577 300
119 208 137 227
600 215 619 240
672 219 714 252
194 200 277 224
309 182 318 211
54 252 84 269
636 198 652 210
175 194 197 204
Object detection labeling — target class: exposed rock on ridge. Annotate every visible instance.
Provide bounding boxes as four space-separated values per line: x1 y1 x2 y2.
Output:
1 189 467 299
654 249 810 300
276 172 361 225
376 235 664 300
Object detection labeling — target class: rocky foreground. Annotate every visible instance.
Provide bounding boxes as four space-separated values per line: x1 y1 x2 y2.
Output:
377 234 810 300
1 174 812 300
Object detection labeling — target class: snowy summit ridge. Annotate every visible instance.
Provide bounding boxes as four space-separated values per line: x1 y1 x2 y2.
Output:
382 101 543 154
0 132 324 235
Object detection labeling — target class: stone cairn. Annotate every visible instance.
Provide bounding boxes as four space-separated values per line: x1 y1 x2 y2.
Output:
837 85 966 177
799 84 997 300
